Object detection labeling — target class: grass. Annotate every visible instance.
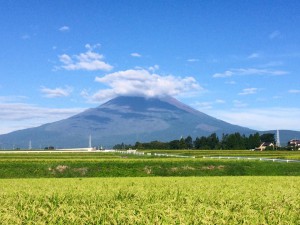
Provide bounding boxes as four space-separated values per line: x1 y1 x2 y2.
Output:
1 177 299 224
0 158 300 178
0 151 300 178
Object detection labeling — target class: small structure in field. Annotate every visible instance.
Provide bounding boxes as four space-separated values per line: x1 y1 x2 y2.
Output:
126 149 137 154
255 142 274 151
58 147 94 151
288 139 300 150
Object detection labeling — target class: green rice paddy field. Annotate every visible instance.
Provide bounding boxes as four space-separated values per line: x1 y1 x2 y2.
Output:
0 150 300 224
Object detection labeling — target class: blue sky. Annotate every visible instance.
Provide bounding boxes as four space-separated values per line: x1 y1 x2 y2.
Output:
1 0 300 134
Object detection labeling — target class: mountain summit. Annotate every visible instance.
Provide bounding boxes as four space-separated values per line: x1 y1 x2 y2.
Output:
0 96 255 148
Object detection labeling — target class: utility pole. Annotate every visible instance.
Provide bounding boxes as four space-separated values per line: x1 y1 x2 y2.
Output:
89 135 92 148
276 130 281 148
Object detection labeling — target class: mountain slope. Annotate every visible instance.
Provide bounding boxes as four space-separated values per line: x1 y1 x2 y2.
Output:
0 96 292 148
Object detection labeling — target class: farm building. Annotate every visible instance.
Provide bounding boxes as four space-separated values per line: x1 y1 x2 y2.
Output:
255 142 274 151
288 139 300 150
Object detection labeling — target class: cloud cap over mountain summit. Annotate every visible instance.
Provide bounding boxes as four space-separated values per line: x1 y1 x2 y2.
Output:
90 69 202 102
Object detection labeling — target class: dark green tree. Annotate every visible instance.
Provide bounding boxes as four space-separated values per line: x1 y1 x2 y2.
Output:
247 132 261 149
194 136 209 150
179 138 187 149
194 137 201 149
169 140 181 149
185 136 193 149
207 133 220 149
135 141 144 149
222 132 246 150
260 133 275 143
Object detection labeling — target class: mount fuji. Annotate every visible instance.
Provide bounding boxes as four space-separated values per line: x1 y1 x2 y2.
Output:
0 96 258 148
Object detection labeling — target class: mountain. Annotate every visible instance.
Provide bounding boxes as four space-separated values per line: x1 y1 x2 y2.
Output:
0 96 298 149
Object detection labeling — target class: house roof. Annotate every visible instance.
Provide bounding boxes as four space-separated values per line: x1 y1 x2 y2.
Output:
289 139 300 144
261 142 273 146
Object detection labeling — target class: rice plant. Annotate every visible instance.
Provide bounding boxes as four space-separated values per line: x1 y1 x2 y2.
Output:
0 177 299 224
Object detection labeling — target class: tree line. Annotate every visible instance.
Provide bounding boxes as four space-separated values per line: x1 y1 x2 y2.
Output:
113 132 276 150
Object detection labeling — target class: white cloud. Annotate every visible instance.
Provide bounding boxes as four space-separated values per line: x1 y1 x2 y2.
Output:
89 89 116 102
289 89 300 94
213 70 234 78
233 100 248 108
85 43 100 50
58 44 113 71
273 95 282 99
0 95 28 103
238 88 258 95
225 81 236 85
269 30 281 39
209 107 300 131
215 99 226 104
237 68 287 76
213 68 288 78
0 103 84 134
193 101 213 110
248 53 260 59
193 99 225 110
148 65 159 72
130 53 141 57
80 89 90 98
40 86 73 98
59 26 70 32
59 54 72 64
21 34 30 40
259 61 283 68
90 69 202 102
187 58 199 62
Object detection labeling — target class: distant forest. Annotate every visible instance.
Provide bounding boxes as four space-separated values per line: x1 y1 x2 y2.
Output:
113 132 277 150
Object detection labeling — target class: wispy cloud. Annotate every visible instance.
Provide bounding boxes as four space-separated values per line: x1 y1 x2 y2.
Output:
273 95 282 99
89 69 202 102
238 88 258 95
248 53 260 59
215 99 226 104
209 107 300 131
0 95 28 103
233 100 248 108
259 61 283 68
57 44 113 71
59 26 70 32
289 89 300 94
194 101 213 110
0 103 84 134
21 34 30 40
148 65 159 72
130 53 141 57
212 68 288 78
225 81 236 85
196 99 248 110
193 99 225 110
40 86 73 98
269 30 281 39
213 70 234 78
187 58 199 62
80 89 90 98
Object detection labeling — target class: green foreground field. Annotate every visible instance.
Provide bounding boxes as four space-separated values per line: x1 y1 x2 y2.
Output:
1 177 299 224
1 151 299 224
0 151 300 178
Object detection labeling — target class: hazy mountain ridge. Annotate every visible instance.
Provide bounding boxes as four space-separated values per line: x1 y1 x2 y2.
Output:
0 96 299 149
